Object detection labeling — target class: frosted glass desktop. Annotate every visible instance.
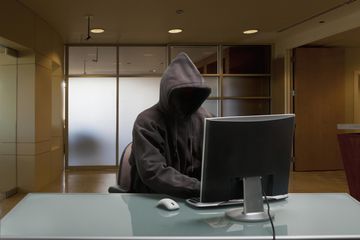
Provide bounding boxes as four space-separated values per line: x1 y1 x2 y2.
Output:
1 193 360 240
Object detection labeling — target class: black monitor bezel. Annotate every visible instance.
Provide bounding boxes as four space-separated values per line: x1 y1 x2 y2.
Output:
200 114 295 203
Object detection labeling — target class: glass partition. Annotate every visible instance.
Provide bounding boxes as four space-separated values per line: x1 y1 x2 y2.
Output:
68 77 117 166
118 47 166 75
222 45 271 74
68 47 117 75
202 76 220 116
222 99 270 116
223 76 270 97
66 44 272 167
202 100 220 117
170 46 218 74
204 76 219 98
118 77 161 156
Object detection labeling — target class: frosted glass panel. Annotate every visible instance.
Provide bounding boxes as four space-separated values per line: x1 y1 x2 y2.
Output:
119 47 166 75
119 77 160 156
222 99 270 116
202 100 219 117
204 77 218 97
170 46 218 74
222 45 271 74
223 76 270 97
68 47 117 75
68 78 116 166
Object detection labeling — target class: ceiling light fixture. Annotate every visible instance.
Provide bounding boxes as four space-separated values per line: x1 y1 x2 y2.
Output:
168 28 183 34
243 29 259 34
91 28 105 33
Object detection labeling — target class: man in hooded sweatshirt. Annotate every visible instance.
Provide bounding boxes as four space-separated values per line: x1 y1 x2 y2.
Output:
128 52 212 198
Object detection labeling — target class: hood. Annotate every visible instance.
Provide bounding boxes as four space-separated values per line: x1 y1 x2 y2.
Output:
159 52 211 117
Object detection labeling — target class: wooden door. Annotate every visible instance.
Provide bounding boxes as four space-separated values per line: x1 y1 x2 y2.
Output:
294 48 345 171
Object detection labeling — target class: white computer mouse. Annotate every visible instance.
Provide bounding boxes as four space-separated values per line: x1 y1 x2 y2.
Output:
157 198 180 211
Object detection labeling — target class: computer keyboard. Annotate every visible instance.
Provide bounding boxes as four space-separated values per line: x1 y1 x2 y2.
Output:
186 194 288 208
186 197 244 208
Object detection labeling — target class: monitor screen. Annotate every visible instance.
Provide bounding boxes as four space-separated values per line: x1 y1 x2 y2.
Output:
200 114 295 204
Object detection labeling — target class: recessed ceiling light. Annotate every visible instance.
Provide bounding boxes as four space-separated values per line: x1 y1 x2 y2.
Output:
90 28 105 33
243 29 259 34
168 28 183 34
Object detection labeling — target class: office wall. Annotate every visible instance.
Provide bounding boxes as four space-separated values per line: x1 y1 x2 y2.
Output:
273 5 360 116
0 56 17 195
272 49 360 123
0 0 64 192
271 57 286 114
274 6 360 58
344 48 360 124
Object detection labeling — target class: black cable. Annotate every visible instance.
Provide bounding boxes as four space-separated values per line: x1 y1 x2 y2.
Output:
263 190 275 240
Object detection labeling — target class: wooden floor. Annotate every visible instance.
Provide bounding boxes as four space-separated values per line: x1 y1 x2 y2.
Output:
0 169 349 219
0 169 117 219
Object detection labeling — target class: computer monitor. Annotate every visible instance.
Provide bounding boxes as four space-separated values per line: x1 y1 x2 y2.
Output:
200 114 295 221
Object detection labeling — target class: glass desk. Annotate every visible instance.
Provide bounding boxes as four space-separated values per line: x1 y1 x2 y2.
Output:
1 193 360 239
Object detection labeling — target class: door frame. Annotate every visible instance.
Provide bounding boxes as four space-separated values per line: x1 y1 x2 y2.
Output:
354 71 360 123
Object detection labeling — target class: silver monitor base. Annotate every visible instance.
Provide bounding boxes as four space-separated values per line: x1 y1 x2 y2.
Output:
225 176 273 222
226 208 274 222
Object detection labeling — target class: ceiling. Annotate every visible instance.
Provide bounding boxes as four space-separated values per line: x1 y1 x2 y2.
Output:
17 0 360 45
310 26 360 47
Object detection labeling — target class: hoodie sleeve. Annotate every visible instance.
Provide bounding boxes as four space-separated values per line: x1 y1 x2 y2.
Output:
132 118 200 198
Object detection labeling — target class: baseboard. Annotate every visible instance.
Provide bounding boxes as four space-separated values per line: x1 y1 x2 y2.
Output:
0 188 18 200
0 192 5 201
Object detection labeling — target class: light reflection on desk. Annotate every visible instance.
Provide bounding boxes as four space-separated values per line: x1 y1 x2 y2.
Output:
124 194 287 237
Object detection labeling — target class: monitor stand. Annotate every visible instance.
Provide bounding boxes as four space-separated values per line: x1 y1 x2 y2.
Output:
226 176 274 222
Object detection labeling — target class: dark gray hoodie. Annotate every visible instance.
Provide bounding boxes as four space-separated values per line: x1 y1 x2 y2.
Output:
129 53 212 198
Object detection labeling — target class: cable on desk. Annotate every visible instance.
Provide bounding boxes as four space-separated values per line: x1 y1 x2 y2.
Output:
263 189 275 240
